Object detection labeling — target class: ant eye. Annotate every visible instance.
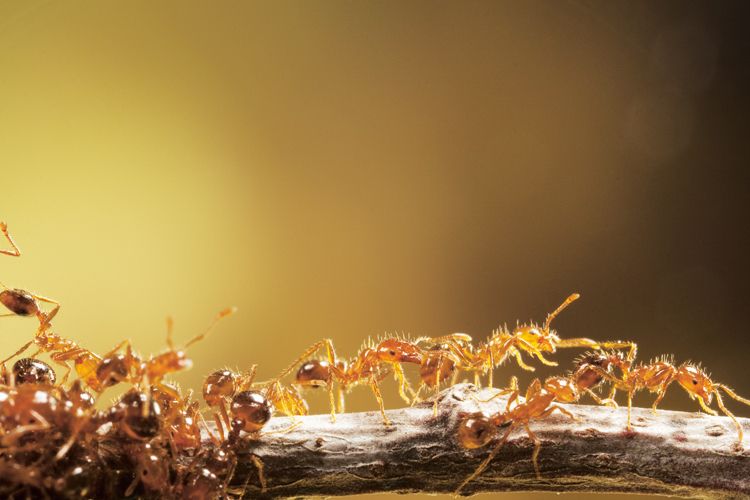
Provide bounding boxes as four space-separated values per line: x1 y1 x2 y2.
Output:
692 379 698 385
389 350 396 356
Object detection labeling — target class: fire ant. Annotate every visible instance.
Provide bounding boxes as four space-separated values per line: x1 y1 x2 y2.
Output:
291 335 430 425
203 364 308 443
433 294 637 388
453 348 630 495
585 351 750 445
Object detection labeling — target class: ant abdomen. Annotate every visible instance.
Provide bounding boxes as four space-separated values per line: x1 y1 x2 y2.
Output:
419 347 456 388
95 355 130 389
203 369 236 406
295 360 331 388
457 412 496 449
230 390 273 433
12 358 56 386
0 289 38 317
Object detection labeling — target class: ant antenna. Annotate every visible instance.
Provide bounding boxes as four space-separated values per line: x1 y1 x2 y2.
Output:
0 222 21 257
184 307 237 348
544 293 580 331
165 316 175 350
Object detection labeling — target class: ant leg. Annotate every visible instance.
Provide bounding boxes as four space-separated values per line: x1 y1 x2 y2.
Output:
541 404 578 422
488 350 495 388
250 454 267 492
524 424 543 479
585 388 618 408
626 391 634 430
184 307 237 348
336 386 345 414
454 422 516 496
0 222 21 257
369 375 391 426
392 363 412 405
716 384 750 407
512 349 536 372
1 340 34 364
30 294 60 329
714 389 744 444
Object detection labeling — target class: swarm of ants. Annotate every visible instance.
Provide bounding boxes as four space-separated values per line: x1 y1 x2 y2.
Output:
2 221 749 498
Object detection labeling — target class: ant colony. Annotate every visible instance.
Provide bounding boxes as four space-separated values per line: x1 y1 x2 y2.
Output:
1 221 748 497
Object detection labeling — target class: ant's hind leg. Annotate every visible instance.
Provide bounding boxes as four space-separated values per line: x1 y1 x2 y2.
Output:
0 222 21 257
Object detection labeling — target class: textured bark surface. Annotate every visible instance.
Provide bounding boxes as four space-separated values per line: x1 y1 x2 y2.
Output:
226 384 750 499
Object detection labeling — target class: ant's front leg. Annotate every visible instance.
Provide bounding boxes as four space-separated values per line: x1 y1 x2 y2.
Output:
369 374 391 426
0 222 21 257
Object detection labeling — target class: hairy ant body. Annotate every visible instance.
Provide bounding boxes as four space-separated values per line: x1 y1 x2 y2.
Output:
291 335 434 425
436 294 636 388
587 351 750 444
453 348 631 495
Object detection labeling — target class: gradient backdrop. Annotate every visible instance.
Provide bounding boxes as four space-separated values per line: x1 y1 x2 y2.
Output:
1 2 749 499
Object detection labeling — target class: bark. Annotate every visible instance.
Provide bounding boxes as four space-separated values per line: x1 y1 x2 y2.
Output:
226 383 750 499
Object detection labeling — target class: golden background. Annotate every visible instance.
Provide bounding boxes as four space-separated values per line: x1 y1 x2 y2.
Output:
1 2 748 499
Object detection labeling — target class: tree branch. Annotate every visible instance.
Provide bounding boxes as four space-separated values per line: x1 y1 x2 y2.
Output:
227 384 750 499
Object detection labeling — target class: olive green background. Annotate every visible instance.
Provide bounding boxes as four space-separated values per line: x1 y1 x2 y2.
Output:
1 2 748 498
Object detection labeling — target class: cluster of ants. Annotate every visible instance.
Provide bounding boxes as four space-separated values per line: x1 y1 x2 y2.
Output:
2 221 749 498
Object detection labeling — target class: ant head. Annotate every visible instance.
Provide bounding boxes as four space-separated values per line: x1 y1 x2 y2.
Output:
295 360 331 388
230 390 274 433
203 369 237 406
96 355 130 389
457 412 497 449
12 358 56 386
112 390 162 440
518 293 581 353
544 376 578 403
676 364 714 406
376 338 423 364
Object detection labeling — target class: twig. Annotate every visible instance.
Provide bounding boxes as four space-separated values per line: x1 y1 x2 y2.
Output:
226 383 750 499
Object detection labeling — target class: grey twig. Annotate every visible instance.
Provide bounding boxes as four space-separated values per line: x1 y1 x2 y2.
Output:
228 383 750 499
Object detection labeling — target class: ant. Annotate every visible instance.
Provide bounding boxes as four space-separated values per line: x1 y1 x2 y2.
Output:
584 351 750 445
453 348 631 495
1 223 61 330
290 335 431 425
203 364 308 443
435 294 637 388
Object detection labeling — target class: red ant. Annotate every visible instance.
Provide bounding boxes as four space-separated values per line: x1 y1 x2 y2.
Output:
434 294 637 388
291 335 430 425
453 348 627 495
585 350 750 445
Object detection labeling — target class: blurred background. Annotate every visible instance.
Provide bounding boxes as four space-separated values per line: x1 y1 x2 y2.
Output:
1 1 749 498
